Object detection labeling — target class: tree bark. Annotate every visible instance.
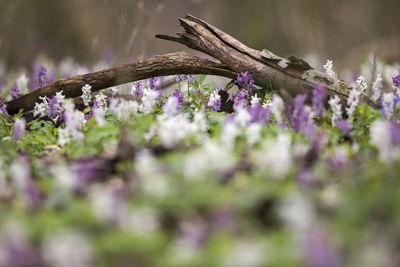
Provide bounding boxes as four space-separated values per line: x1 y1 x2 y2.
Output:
6 52 237 114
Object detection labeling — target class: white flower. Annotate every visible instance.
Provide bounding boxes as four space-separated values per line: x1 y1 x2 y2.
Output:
134 150 168 197
51 162 77 191
382 92 395 120
110 99 140 121
58 128 71 146
323 60 335 78
235 106 251 127
279 192 313 232
208 89 221 107
163 96 179 116
81 84 92 106
120 207 159 235
157 113 192 148
55 90 65 103
250 94 261 107
355 75 368 92
184 141 234 179
370 120 398 162
328 95 342 126
191 111 208 134
221 121 240 149
223 240 265 267
271 94 284 124
33 96 49 117
60 99 84 142
253 133 292 178
42 229 93 267
94 92 107 111
9 156 30 190
141 88 159 114
246 123 262 145
346 87 362 117
16 73 29 94
372 74 383 102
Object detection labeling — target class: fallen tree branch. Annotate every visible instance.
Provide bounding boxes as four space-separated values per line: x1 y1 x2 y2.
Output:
157 15 377 107
6 14 378 115
6 52 237 114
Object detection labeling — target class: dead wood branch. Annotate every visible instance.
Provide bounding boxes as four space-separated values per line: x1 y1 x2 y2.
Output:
6 52 237 114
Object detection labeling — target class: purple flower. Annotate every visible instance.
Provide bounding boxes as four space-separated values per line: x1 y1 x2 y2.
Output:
176 75 186 82
93 98 99 109
288 94 315 139
37 64 47 88
393 73 400 88
10 85 19 100
312 84 326 116
47 96 58 119
236 71 256 93
248 104 271 124
84 111 94 120
233 89 249 107
389 122 400 146
305 227 341 267
336 119 352 135
149 77 158 90
173 89 184 109
132 81 143 98
0 96 8 114
186 75 197 83
12 118 26 141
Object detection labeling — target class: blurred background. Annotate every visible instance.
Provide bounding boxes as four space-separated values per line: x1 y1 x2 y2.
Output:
0 0 399 72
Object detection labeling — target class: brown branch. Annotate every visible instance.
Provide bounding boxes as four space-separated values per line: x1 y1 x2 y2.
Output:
6 52 237 114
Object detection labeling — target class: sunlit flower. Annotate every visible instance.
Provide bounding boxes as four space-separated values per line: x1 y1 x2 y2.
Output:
372 74 383 102
81 84 92 106
323 60 335 78
328 95 342 126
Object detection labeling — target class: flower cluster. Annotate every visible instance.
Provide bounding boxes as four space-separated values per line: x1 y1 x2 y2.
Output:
81 84 92 106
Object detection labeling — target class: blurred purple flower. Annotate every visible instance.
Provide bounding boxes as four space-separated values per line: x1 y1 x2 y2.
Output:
132 81 143 98
393 73 400 88
336 119 352 135
149 77 158 90
0 96 8 114
73 158 110 187
290 94 314 139
248 104 271 124
13 118 26 142
176 74 186 82
236 71 256 93
24 182 42 210
10 85 19 100
312 84 326 116
326 147 347 171
305 227 341 267
84 111 93 120
298 167 317 188
389 121 400 146
186 74 197 83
